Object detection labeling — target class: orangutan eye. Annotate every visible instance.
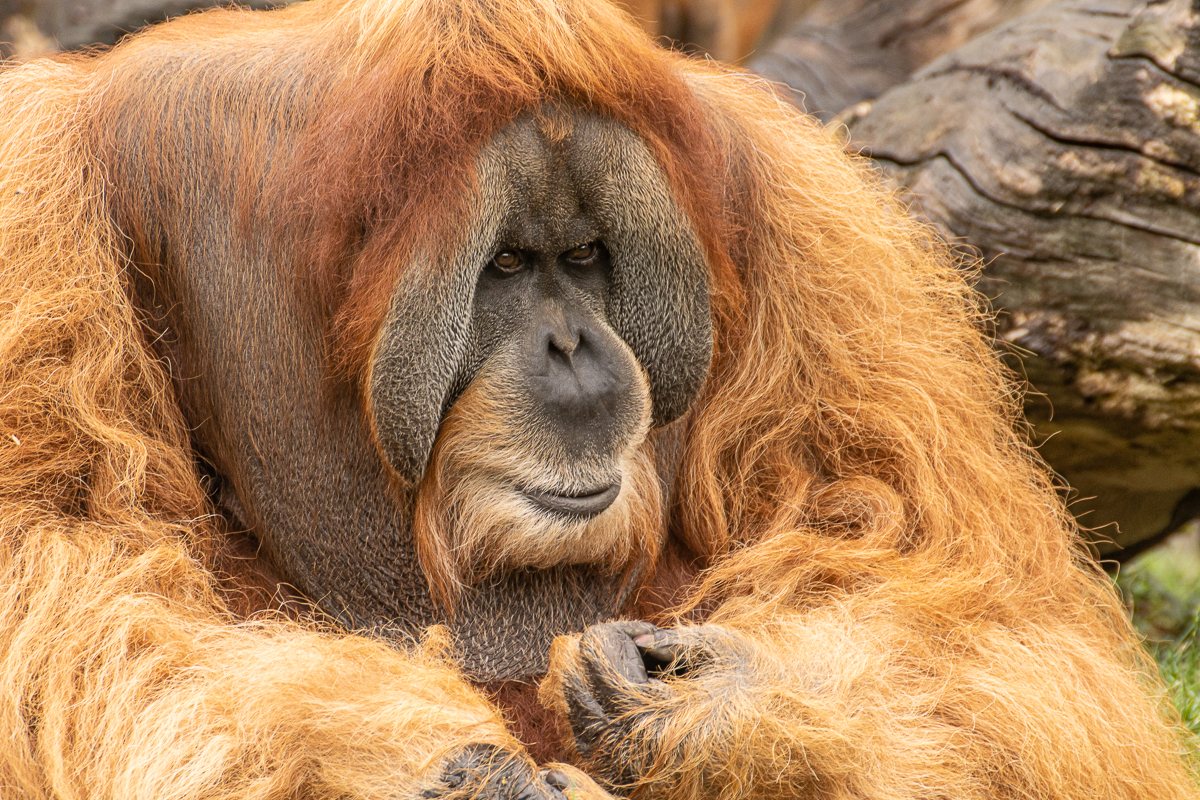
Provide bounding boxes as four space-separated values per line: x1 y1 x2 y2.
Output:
564 242 598 263
490 250 524 273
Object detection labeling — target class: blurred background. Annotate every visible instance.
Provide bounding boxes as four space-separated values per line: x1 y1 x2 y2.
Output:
5 0 1199 739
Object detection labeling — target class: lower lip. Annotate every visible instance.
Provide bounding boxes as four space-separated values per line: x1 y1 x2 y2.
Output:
524 482 621 519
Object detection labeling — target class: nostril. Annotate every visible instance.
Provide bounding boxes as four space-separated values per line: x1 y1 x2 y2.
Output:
526 318 638 434
548 327 580 358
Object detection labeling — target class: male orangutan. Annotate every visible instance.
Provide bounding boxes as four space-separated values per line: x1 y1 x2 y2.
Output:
0 0 1194 798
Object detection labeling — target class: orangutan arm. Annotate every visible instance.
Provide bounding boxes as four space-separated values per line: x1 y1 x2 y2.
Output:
0 521 605 800
544 556 1193 800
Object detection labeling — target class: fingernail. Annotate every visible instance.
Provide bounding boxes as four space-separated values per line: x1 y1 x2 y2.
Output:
543 769 571 790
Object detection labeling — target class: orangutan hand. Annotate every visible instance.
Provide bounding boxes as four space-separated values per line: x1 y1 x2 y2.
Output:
558 621 755 794
419 744 616 800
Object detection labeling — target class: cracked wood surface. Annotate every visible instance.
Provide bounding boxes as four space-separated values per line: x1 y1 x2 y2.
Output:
751 0 1058 119
845 0 1200 555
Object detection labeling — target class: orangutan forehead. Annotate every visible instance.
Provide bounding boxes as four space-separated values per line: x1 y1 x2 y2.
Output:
476 114 600 250
466 110 666 252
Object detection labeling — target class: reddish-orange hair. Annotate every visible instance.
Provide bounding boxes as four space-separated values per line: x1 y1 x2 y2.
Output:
3 2 1196 796
272 0 742 377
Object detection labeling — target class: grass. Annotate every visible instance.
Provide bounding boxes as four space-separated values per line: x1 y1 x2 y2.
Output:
1116 523 1200 757
1155 621 1200 741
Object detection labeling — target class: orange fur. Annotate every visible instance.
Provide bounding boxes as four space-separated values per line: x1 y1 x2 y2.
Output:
0 0 1195 798
546 66 1200 799
0 57 538 800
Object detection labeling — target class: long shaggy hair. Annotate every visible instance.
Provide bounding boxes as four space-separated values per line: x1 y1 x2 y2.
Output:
0 52 526 800
1 0 1195 797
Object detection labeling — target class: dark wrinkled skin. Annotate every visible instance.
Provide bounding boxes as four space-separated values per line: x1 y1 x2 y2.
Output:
561 622 739 791
420 744 577 800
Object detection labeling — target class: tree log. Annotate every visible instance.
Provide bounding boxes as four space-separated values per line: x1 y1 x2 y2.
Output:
751 0 1057 119
843 0 1200 557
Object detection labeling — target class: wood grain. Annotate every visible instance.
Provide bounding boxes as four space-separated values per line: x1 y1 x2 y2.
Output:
846 0 1200 555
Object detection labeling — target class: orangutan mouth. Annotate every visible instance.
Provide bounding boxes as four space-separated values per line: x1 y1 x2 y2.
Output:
525 483 621 518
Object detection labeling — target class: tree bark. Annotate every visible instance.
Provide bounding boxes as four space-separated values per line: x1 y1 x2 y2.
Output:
842 0 1200 556
751 0 1058 119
